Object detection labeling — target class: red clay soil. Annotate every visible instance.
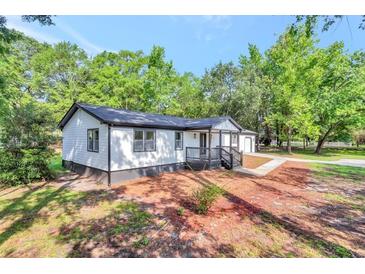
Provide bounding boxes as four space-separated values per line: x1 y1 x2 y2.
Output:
242 155 272 169
52 162 365 257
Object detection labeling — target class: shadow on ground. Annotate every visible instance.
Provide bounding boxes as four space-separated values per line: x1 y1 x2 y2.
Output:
0 162 363 258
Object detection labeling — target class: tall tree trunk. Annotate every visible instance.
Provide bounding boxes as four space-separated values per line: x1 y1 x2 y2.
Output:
287 127 292 154
315 127 332 154
303 138 306 150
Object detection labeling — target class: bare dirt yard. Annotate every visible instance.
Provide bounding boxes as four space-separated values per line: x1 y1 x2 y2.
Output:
242 154 272 169
0 162 364 258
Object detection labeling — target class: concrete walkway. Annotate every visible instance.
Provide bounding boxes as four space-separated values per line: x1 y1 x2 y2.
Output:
233 158 287 177
234 152 365 177
252 152 365 168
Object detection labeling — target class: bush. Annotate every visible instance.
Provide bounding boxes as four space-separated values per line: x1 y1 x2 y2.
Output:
0 148 53 185
177 207 185 216
192 184 225 214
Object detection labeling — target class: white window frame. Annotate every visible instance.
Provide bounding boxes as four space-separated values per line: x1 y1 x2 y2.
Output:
133 129 156 152
175 131 183 150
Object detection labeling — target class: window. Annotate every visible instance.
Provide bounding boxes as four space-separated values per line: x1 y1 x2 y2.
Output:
145 130 156 151
175 131 183 150
87 129 99 152
133 129 156 152
134 130 144 152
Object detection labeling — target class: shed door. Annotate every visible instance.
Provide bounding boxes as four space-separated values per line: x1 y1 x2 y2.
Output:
244 137 252 153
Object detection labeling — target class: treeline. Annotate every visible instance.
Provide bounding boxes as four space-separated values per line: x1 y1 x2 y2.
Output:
1 19 365 184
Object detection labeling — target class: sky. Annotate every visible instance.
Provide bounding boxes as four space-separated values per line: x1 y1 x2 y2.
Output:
5 15 365 76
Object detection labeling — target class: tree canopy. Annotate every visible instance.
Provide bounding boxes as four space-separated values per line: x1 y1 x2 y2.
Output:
0 16 364 163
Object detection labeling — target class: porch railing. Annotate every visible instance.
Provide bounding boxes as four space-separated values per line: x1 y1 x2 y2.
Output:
186 146 241 170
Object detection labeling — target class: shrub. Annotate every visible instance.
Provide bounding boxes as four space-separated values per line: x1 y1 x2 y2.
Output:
0 148 53 185
133 236 150 248
177 207 185 216
192 184 225 214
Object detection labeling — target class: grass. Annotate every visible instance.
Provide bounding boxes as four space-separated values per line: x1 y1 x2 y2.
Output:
48 154 68 176
229 210 355 258
324 193 365 212
259 147 365 161
0 184 155 257
310 163 365 184
0 164 362 258
176 207 185 216
310 163 365 212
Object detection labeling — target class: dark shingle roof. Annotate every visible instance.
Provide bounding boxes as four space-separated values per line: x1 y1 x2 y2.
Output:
58 103 256 134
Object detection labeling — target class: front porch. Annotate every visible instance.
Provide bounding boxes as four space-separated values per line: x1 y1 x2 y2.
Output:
185 128 242 170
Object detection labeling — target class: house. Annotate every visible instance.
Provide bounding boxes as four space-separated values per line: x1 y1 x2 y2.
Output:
58 103 257 185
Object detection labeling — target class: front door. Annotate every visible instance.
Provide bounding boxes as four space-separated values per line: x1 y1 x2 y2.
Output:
200 133 207 155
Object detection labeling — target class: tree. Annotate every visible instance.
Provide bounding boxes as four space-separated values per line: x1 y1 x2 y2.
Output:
164 72 208 118
239 44 270 140
0 32 47 130
0 15 54 55
201 62 240 118
142 45 177 113
296 15 365 36
0 16 54 133
309 44 365 153
352 129 365 147
265 26 319 153
0 23 55 185
29 41 89 121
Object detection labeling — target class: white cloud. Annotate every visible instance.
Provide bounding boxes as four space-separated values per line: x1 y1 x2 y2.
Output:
55 19 106 55
201 15 232 31
170 15 232 30
170 15 232 42
5 16 108 56
6 16 61 44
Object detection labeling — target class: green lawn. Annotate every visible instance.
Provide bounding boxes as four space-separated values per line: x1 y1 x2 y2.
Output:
259 147 365 161
310 163 365 183
0 184 154 257
310 162 365 215
48 154 68 176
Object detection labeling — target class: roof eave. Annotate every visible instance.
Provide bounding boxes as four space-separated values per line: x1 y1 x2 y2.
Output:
109 122 187 131
57 102 78 130
57 102 106 130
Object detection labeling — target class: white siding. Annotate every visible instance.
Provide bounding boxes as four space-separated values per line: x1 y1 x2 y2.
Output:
210 133 238 147
62 109 108 171
62 109 254 172
186 132 222 148
184 131 200 148
111 127 191 171
239 135 256 153
213 120 240 131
